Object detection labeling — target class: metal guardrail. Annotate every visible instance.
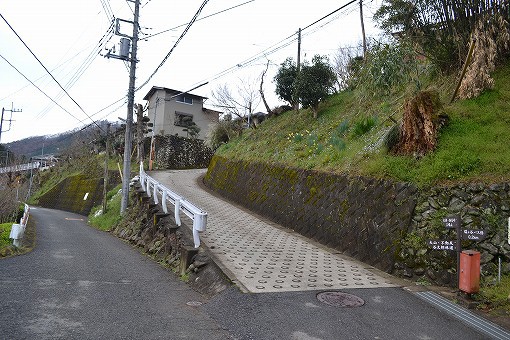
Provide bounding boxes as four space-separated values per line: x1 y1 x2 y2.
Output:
138 164 207 248
9 203 30 247
0 162 57 174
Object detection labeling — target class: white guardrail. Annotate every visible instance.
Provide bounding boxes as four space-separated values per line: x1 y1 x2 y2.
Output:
138 164 207 248
9 203 30 247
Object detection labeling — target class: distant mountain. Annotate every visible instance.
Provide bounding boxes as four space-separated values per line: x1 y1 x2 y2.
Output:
4 121 118 161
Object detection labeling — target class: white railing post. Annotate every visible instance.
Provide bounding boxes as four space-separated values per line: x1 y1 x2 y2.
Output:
174 198 181 226
161 191 168 214
10 203 29 247
136 170 206 248
153 183 159 205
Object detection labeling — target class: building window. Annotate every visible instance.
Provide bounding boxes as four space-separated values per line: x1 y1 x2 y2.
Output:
174 112 193 127
176 94 193 105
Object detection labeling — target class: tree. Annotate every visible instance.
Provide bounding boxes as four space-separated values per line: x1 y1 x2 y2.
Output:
295 55 336 119
212 80 260 120
259 60 274 117
181 116 201 139
374 0 510 71
273 57 298 107
332 44 364 91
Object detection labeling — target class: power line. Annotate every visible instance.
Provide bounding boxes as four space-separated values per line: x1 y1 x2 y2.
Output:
302 0 358 32
135 0 210 92
100 0 115 22
0 53 82 122
43 0 365 137
0 13 104 133
142 0 255 40
188 1 361 89
0 44 93 103
36 22 116 119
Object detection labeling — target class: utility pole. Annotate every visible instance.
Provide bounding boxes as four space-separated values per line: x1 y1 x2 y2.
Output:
102 123 111 214
359 0 367 58
295 28 302 112
120 0 140 214
136 103 144 164
149 98 158 171
0 104 22 143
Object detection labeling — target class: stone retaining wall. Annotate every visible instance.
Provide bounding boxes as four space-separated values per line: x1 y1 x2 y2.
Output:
204 155 510 285
145 135 213 169
204 155 418 272
398 183 510 284
37 171 121 216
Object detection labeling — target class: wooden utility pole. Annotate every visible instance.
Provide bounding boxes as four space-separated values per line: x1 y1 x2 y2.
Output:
135 103 144 164
360 0 367 58
102 123 111 214
295 28 302 112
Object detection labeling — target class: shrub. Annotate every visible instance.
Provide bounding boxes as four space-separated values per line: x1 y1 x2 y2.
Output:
352 116 377 137
206 119 244 150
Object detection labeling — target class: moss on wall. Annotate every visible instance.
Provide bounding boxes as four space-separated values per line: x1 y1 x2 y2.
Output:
37 172 120 216
204 155 419 272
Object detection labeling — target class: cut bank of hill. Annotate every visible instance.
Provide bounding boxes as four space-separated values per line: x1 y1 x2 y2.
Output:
216 62 510 187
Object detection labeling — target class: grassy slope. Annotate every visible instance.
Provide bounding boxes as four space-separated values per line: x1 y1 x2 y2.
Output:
217 63 510 187
0 223 11 248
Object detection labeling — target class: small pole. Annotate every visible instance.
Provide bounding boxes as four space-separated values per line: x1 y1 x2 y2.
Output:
149 98 158 171
26 158 33 201
0 108 4 143
498 257 502 283
456 217 462 287
359 0 367 58
136 104 144 164
450 39 476 103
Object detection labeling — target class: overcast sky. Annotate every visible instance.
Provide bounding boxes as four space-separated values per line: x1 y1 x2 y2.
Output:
0 0 383 143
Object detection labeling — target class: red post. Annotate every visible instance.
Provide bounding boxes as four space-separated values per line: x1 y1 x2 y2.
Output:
459 250 480 294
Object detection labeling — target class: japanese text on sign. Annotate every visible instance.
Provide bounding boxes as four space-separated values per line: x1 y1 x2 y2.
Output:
442 215 460 229
428 239 457 251
461 229 486 241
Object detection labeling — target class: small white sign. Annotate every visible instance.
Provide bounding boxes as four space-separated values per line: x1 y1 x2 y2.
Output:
83 192 89 201
508 217 510 245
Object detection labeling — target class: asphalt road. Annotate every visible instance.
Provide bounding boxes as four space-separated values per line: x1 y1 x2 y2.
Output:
0 206 494 340
0 207 232 340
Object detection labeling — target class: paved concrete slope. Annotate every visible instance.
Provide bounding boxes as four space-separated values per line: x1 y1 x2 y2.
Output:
149 169 397 293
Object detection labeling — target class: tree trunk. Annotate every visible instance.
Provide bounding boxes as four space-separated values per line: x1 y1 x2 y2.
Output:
260 60 273 117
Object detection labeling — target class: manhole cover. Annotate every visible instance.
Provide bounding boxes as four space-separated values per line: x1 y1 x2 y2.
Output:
317 292 365 307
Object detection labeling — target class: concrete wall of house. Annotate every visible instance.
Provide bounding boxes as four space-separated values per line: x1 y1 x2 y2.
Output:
147 90 215 140
147 89 167 136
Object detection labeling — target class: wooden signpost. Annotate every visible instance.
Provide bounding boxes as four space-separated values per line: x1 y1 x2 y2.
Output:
427 214 486 286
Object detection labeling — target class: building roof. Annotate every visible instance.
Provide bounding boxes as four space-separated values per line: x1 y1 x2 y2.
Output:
202 107 223 115
143 86 208 101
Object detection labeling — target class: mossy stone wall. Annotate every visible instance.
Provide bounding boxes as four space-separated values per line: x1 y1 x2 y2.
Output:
38 174 105 215
398 183 510 285
204 155 418 272
145 135 214 169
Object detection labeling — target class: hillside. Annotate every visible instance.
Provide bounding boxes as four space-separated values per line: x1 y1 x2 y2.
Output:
216 62 510 187
4 120 118 160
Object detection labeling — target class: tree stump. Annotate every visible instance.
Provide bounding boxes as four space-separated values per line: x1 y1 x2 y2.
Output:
394 90 446 157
